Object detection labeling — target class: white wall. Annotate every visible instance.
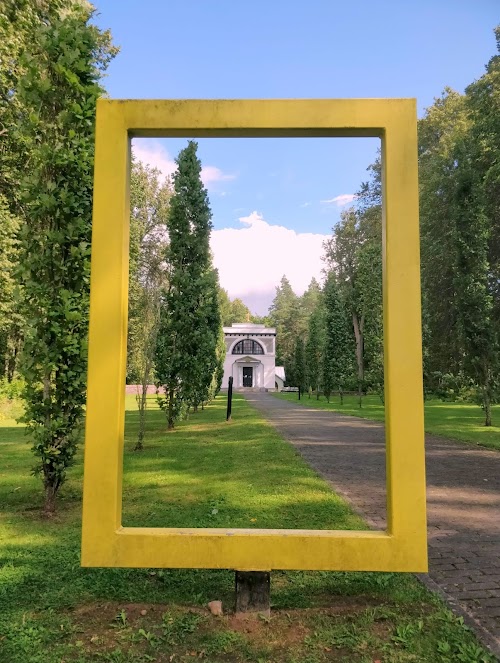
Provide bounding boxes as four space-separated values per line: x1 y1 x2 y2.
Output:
275 375 285 391
221 334 276 390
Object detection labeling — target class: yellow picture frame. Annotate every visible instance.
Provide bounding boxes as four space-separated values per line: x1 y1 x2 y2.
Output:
81 99 427 572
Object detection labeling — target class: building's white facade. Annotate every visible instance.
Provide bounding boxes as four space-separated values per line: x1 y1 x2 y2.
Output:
222 323 284 391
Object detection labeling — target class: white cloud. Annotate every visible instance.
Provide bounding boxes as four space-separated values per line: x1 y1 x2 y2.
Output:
131 140 235 189
211 211 328 315
300 202 311 208
132 141 176 181
200 165 236 186
321 193 357 206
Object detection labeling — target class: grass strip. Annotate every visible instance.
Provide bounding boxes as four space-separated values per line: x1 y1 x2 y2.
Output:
273 392 500 451
0 394 495 662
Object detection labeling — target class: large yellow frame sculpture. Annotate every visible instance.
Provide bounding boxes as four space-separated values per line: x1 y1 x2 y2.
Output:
81 99 427 572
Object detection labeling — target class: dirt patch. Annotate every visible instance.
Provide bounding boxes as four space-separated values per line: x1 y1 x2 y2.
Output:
60 598 432 661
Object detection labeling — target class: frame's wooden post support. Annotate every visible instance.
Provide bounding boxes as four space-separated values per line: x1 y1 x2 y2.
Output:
226 376 233 421
235 571 270 616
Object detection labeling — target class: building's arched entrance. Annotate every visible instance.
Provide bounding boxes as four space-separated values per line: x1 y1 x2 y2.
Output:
232 356 264 389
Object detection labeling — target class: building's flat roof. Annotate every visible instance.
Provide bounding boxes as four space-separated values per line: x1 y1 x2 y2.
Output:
223 323 276 335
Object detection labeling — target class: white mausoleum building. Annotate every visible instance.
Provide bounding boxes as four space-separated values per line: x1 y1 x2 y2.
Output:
222 323 285 391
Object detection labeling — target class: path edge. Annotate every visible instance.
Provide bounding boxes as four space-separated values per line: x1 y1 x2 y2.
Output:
415 573 500 661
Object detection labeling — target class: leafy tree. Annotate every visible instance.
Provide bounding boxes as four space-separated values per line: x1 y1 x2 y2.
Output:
218 288 233 326
305 302 325 399
291 337 307 392
457 26 500 424
356 240 383 400
15 4 116 513
452 146 496 425
185 267 224 412
218 289 253 326
323 163 382 401
230 298 252 323
322 273 352 404
127 160 171 449
417 26 500 423
268 275 301 376
418 89 469 382
155 141 221 429
0 1 70 380
300 277 321 322
0 195 19 380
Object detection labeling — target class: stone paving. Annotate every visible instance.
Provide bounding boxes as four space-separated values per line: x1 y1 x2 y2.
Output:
245 392 500 659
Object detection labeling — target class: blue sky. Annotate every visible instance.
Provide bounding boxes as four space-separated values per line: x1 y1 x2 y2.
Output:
93 1 499 313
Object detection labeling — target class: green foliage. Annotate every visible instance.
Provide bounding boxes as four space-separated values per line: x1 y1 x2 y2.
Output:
418 28 500 423
127 160 171 383
0 195 19 334
13 3 116 511
290 336 306 391
155 141 223 428
0 376 24 401
305 303 325 396
268 275 300 372
322 273 352 403
268 276 321 383
127 159 171 449
322 165 383 399
419 89 469 379
0 195 20 380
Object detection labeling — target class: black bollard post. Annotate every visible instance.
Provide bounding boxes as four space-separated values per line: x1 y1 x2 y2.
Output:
298 385 301 400
226 376 233 421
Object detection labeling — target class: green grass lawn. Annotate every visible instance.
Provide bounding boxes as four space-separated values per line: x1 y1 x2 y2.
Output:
274 392 500 451
0 394 495 662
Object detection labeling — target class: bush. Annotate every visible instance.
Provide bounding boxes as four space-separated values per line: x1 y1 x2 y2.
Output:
0 377 24 401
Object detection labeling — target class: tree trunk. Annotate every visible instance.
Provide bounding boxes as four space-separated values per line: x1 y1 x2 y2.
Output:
352 313 364 385
339 389 343 406
134 384 147 451
483 388 492 427
42 373 58 515
167 385 175 430
353 313 364 409
378 388 385 405
43 483 57 516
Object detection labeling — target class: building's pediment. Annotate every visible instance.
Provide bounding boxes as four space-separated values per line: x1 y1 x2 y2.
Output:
234 355 261 364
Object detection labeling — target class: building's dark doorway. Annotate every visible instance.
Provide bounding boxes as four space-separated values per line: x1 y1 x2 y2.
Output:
243 367 253 387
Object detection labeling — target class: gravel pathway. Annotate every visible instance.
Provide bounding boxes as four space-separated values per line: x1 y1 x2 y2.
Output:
245 392 500 659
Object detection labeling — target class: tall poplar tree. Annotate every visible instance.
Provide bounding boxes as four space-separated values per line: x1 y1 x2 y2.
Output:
305 303 325 398
268 275 301 375
15 4 116 513
322 273 352 404
0 1 69 380
155 141 221 429
292 337 307 392
0 196 19 380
